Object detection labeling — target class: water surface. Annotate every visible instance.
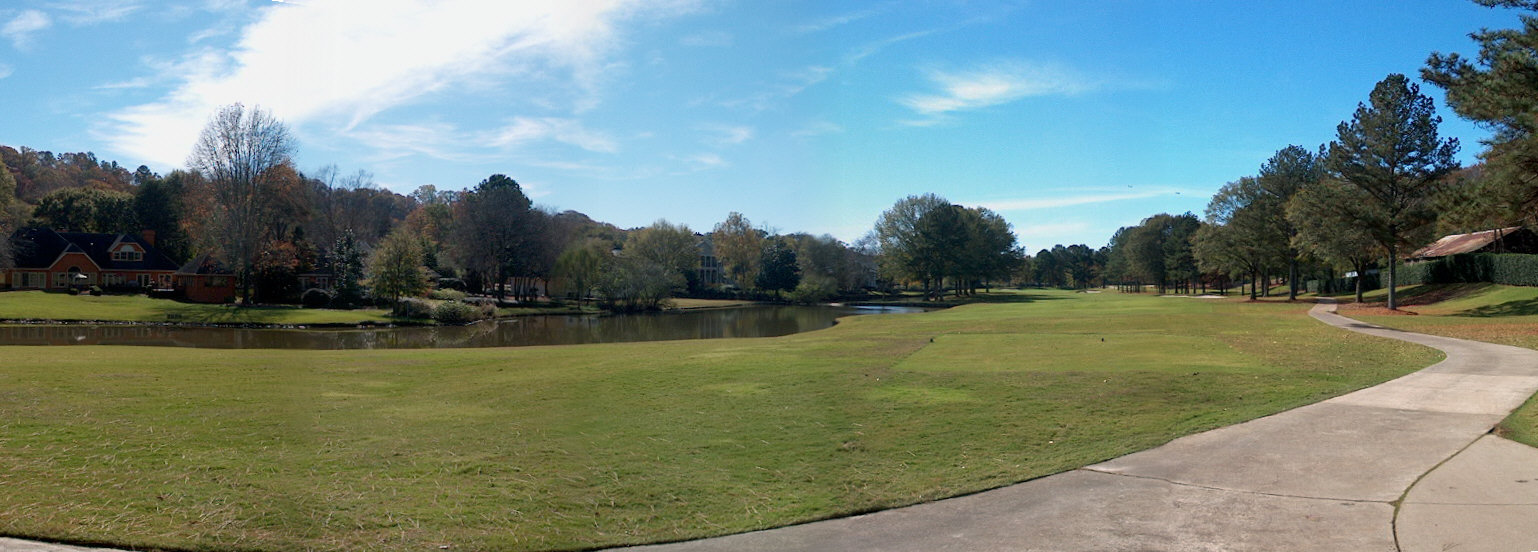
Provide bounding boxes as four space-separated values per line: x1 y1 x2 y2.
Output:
0 305 924 349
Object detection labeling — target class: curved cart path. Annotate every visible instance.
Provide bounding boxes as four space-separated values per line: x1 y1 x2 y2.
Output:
620 301 1538 551
5 301 1537 552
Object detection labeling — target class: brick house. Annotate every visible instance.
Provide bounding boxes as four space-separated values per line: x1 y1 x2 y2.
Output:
3 228 178 291
173 253 238 304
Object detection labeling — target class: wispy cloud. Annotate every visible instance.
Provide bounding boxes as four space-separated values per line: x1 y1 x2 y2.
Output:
0 63 13 80
98 0 697 168
485 117 618 153
846 29 936 64
3 10 52 49
794 7 882 34
974 190 1174 211
50 0 143 25
899 60 1098 124
697 124 754 147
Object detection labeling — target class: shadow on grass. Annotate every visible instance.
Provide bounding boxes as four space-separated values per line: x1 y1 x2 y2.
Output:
150 302 289 324
858 290 1069 308
1460 298 1538 317
1350 283 1494 308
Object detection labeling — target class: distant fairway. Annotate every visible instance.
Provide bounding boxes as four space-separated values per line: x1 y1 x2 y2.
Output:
0 290 1439 551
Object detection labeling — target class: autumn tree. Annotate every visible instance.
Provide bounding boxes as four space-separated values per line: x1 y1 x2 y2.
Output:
712 211 765 290
368 226 429 306
553 239 607 302
625 219 699 282
1326 74 1459 310
186 103 297 304
0 157 15 269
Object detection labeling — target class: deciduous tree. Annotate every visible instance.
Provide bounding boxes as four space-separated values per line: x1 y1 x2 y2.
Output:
186 103 297 305
368 226 429 306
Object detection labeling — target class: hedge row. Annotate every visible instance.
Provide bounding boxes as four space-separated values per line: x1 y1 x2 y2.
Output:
1380 253 1538 287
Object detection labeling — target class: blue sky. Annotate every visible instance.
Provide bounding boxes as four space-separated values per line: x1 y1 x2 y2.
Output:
0 1 1524 250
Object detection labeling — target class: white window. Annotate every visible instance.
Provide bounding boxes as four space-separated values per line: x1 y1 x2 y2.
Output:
138 274 153 287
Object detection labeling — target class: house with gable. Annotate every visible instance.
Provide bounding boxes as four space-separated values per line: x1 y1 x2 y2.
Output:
3 228 179 291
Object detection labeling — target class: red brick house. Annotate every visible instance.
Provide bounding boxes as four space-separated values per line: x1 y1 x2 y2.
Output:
174 253 238 304
3 228 178 291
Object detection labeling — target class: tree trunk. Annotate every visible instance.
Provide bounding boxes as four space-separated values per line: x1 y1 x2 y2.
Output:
1354 267 1364 303
1288 259 1298 301
1386 245 1398 310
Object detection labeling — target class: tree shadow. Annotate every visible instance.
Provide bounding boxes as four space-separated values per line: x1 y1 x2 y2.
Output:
1357 283 1493 307
151 302 286 324
1460 298 1538 318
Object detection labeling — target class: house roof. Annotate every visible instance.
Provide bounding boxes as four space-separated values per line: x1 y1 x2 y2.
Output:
176 252 233 275
9 227 180 272
1410 227 1524 259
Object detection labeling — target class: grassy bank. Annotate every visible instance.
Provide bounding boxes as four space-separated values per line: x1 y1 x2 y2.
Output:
0 290 399 325
1342 283 1538 446
0 291 1438 551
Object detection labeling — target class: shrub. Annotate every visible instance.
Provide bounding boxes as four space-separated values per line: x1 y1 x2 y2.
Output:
393 297 435 319
432 301 483 325
463 297 498 319
300 288 335 308
1382 253 1538 287
787 274 838 304
429 289 467 301
89 285 103 296
67 288 80 296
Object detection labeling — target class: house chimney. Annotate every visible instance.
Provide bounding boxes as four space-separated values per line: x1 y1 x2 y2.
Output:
142 229 156 247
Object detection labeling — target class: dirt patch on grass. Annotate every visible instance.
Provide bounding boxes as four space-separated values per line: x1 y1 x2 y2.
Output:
1341 305 1419 316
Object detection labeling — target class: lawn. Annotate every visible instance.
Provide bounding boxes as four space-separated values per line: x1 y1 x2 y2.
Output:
0 290 1440 551
1342 283 1538 447
0 290 399 325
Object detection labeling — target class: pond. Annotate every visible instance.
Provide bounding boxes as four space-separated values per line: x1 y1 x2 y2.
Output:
0 305 926 350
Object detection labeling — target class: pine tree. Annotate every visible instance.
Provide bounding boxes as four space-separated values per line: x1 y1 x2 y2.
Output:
1326 74 1459 310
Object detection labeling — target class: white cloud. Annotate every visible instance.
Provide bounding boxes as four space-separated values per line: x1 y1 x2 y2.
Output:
99 0 696 168
50 0 143 25
3 10 52 49
485 117 618 153
0 63 13 80
899 60 1098 123
975 190 1172 211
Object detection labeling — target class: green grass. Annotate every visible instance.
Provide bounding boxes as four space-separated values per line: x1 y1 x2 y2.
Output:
0 290 400 325
0 291 1440 551
1343 283 1538 447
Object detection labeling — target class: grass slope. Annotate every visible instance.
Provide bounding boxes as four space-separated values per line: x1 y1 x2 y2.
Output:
1344 283 1538 447
0 290 398 325
0 291 1438 551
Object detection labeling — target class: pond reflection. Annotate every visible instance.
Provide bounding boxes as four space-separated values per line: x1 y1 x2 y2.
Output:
0 305 925 350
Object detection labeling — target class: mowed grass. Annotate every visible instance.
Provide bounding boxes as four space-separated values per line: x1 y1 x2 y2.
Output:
0 291 1439 551
1344 283 1538 447
0 290 398 325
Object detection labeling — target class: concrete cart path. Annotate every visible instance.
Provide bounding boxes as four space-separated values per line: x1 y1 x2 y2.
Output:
5 301 1537 552
620 300 1538 551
